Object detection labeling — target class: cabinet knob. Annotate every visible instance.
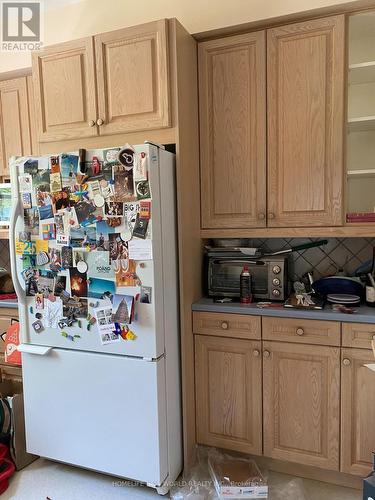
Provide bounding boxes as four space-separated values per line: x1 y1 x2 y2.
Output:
342 358 351 366
97 118 104 126
258 212 265 220
88 120 95 127
372 334 375 340
263 350 271 358
221 321 228 330
268 212 275 219
296 327 304 336
253 349 260 357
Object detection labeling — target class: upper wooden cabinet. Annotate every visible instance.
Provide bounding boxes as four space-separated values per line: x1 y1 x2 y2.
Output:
263 341 340 471
32 20 170 143
341 348 375 476
0 77 32 176
95 20 170 135
199 32 266 229
32 37 97 142
267 16 345 227
195 335 262 455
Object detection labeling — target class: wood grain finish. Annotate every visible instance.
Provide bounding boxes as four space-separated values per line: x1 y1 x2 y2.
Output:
32 37 97 142
263 341 340 470
0 77 31 176
199 32 266 229
262 317 341 346
193 311 261 340
267 16 345 227
26 75 38 156
95 20 170 135
342 322 375 349
195 335 262 454
341 348 375 476
200 225 375 238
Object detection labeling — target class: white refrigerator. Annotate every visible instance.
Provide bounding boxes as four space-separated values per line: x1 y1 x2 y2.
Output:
9 143 181 495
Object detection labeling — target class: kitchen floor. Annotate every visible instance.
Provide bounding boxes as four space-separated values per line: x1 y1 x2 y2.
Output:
6 458 363 499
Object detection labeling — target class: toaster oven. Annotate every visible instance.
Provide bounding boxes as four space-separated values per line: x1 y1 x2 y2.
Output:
205 249 289 301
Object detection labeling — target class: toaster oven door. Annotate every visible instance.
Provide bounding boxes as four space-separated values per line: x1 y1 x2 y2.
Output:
208 259 269 298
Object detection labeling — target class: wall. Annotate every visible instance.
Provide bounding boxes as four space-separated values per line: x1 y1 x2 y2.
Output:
0 0 360 72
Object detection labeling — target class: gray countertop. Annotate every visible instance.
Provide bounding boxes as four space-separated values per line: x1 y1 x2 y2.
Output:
192 298 375 324
0 299 18 309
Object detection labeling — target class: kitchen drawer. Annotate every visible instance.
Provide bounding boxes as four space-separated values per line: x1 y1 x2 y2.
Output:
262 317 340 346
342 323 375 349
193 312 261 340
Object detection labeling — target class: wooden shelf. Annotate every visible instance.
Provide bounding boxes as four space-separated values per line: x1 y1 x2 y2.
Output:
349 61 375 84
201 226 375 239
348 116 375 131
0 229 9 240
347 168 375 177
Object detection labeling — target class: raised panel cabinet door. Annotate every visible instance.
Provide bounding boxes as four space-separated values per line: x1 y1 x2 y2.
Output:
263 341 340 470
267 16 345 227
341 348 375 476
195 335 262 455
26 76 39 156
95 20 170 135
199 31 267 229
32 37 97 142
0 77 31 176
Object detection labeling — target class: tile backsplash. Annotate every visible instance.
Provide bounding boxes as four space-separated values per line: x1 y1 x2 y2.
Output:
213 238 375 281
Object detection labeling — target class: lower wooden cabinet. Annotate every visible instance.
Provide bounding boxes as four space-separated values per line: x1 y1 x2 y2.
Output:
262 341 340 470
341 348 375 476
195 335 262 454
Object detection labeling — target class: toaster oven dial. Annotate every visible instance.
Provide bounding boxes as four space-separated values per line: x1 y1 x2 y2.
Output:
272 278 280 286
272 289 281 297
272 265 281 274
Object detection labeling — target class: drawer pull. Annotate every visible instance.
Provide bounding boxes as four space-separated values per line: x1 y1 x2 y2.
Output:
258 212 265 220
372 334 375 340
268 212 275 219
263 350 271 358
221 321 229 330
296 327 304 336
88 119 95 127
97 118 104 126
253 349 260 357
342 358 351 366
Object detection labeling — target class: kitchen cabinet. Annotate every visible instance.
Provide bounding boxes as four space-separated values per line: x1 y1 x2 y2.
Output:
0 77 32 177
341 348 375 476
262 317 340 346
199 31 266 229
267 16 345 227
263 341 340 470
32 20 170 143
195 334 262 454
95 20 170 135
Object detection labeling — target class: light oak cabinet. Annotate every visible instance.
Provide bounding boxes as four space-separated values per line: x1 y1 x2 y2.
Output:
267 16 345 227
32 20 170 143
0 77 32 176
195 334 262 454
199 15 345 230
341 348 375 476
199 32 266 229
263 340 340 470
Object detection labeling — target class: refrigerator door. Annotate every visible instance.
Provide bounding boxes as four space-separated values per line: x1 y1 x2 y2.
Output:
21 348 168 486
9 144 178 359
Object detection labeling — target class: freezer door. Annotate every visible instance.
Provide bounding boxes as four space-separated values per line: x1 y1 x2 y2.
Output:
22 348 168 486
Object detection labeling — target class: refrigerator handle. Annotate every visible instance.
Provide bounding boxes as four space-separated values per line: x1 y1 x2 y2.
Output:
9 198 25 306
17 344 52 356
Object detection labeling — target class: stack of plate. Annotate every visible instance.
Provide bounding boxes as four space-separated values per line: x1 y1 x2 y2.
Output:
326 294 361 306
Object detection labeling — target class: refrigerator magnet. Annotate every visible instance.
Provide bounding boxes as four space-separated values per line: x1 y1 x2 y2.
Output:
18 174 32 192
135 180 151 200
21 192 32 209
118 145 135 167
93 194 105 208
32 320 44 333
77 260 88 274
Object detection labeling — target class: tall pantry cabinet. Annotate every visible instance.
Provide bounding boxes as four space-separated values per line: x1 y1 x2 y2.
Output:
199 15 345 229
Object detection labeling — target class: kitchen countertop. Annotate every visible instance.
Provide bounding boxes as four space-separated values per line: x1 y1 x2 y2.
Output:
192 298 375 324
0 300 19 309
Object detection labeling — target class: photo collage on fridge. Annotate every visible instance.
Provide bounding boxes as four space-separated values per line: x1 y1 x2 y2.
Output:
15 144 153 345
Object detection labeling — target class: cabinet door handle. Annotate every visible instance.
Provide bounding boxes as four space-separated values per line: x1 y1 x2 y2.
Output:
263 350 271 358
253 349 260 357
258 212 265 220
88 120 95 127
342 358 351 366
296 327 304 336
97 118 104 126
268 212 275 219
221 321 228 330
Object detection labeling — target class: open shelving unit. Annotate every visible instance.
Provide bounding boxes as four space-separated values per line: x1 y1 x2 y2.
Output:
347 11 375 218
